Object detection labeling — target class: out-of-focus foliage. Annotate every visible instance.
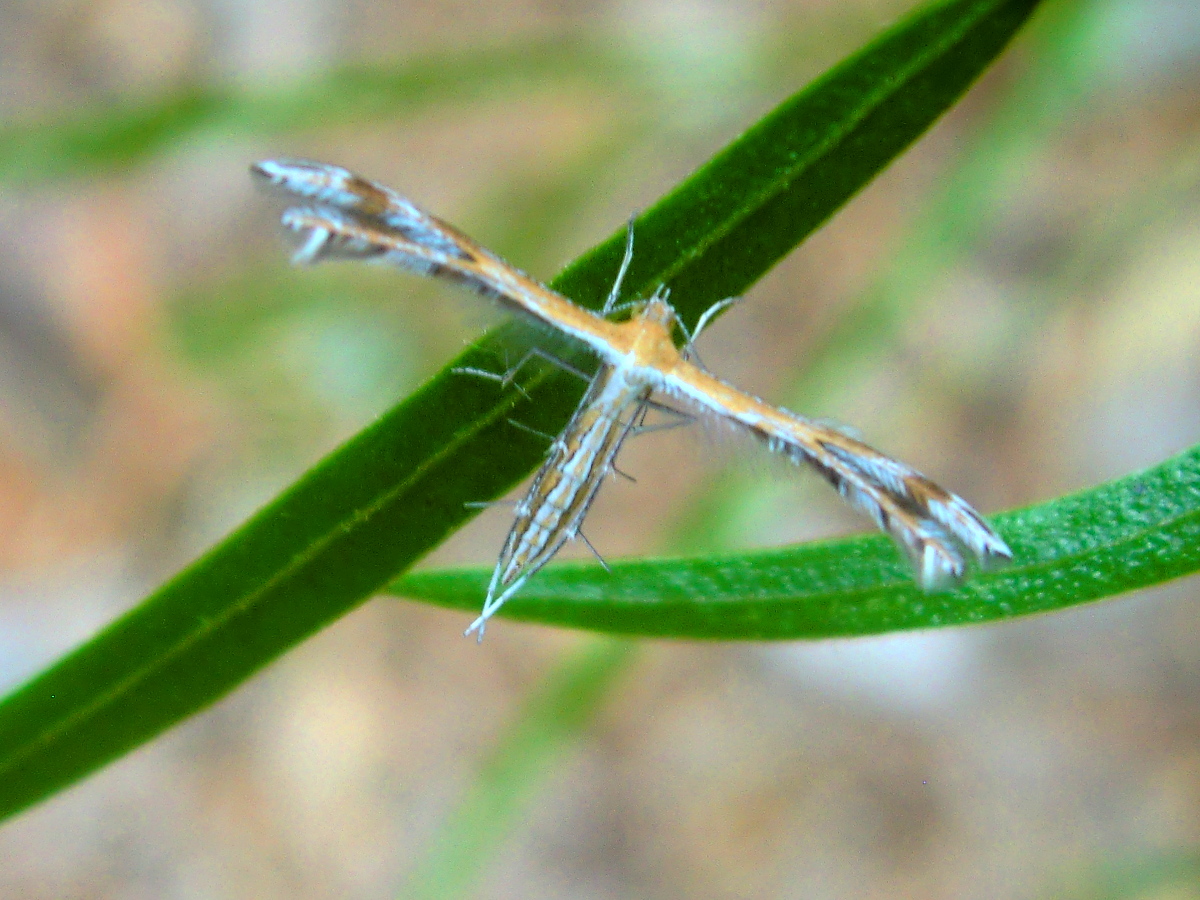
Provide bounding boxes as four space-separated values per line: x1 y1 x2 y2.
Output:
0 0 1198 897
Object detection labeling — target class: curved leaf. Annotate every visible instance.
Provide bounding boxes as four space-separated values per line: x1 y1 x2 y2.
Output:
0 0 1041 821
396 444 1200 638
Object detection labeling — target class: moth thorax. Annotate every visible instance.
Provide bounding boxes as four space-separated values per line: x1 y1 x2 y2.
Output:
639 297 676 329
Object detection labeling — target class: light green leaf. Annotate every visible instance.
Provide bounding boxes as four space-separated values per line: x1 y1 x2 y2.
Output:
0 0 1041 822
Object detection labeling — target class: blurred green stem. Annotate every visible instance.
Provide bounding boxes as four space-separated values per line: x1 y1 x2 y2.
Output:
401 640 635 900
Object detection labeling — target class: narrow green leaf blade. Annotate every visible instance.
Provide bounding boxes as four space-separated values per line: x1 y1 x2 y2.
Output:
0 0 1041 821
561 0 1044 326
397 445 1200 638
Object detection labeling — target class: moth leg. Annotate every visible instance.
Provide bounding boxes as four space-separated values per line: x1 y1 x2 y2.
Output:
453 345 592 399
577 530 611 573
675 296 740 367
611 464 637 483
601 215 637 316
630 397 694 436
452 349 533 400
465 571 532 642
504 418 557 442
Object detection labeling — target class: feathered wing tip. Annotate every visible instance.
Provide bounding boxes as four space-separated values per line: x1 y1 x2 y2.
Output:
253 159 473 264
464 574 511 642
278 208 339 264
460 474 544 642
252 159 417 232
814 438 1011 590
278 206 386 264
752 422 1011 590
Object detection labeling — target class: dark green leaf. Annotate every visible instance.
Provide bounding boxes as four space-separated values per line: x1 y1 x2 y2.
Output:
0 0 1041 821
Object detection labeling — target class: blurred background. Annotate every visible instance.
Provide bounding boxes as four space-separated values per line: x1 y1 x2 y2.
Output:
1 0 1200 897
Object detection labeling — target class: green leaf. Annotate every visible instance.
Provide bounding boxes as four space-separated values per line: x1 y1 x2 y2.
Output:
401 640 634 900
396 444 1200 638
0 0 1041 822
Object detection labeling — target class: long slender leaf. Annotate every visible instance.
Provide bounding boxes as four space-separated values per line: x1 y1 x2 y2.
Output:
0 0 1041 822
397 444 1200 638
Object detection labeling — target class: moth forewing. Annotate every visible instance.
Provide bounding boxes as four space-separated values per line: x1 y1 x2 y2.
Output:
658 361 1011 587
255 158 1012 638
253 160 627 365
466 363 650 638
253 159 471 259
